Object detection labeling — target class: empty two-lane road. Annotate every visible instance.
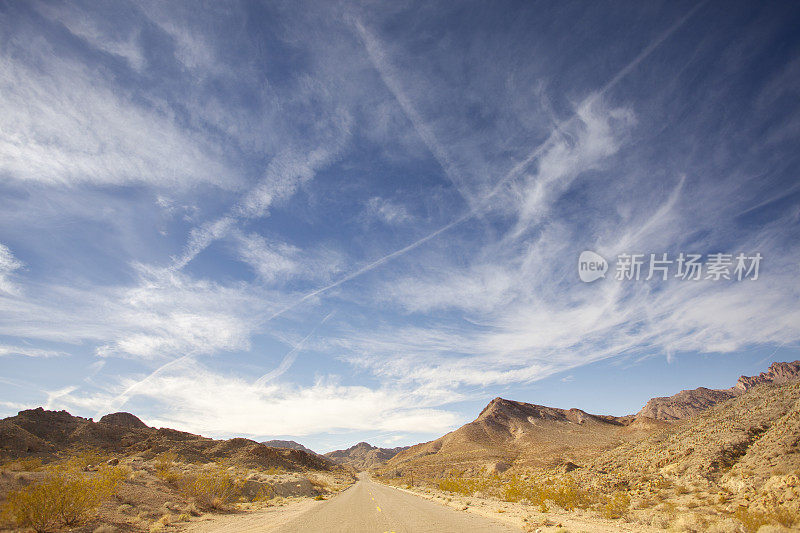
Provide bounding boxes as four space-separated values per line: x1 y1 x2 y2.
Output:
273 474 521 533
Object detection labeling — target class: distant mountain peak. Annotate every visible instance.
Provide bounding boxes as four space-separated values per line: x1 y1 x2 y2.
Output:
736 360 800 391
324 441 409 470
638 360 800 421
261 439 318 455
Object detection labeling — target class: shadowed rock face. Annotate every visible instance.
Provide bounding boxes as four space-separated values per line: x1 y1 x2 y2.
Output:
636 360 800 421
98 412 148 429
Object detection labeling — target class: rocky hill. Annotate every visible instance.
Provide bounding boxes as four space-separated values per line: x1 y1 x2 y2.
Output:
735 360 800 391
261 439 319 455
637 360 800 421
636 387 737 421
586 380 800 518
384 398 633 477
382 360 800 478
324 441 409 471
0 407 337 472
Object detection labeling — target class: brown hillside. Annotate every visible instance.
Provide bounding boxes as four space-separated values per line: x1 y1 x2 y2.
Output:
386 398 632 477
0 407 336 472
637 360 800 421
637 387 737 421
382 360 800 480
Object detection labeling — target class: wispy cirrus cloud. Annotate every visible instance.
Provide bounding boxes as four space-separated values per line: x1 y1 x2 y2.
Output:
0 243 24 296
0 48 237 189
364 197 414 226
0 344 66 358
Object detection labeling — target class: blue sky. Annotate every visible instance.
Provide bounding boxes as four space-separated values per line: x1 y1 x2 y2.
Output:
1 0 799 453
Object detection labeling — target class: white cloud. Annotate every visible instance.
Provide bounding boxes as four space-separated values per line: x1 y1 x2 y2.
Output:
364 197 413 225
48 360 463 437
232 232 345 286
354 18 474 206
0 243 24 295
0 344 65 358
36 3 147 71
0 43 237 189
173 125 352 270
94 266 262 359
0 263 285 362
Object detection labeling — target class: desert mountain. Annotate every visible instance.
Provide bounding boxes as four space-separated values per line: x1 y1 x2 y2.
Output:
324 441 409 470
384 399 636 477
261 439 319 455
637 360 800 420
0 407 337 472
382 360 800 478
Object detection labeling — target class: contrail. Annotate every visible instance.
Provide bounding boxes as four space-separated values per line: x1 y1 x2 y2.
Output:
98 312 337 416
254 311 335 386
354 18 475 209
264 3 706 323
94 353 196 419
266 212 471 321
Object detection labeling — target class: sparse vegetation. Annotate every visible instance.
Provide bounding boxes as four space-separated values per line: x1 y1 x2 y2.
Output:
154 451 182 484
181 464 244 510
0 463 124 531
1 457 44 471
437 476 491 496
601 491 631 519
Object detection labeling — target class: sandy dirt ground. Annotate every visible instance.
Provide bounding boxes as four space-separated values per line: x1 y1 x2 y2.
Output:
182 498 324 532
386 483 661 533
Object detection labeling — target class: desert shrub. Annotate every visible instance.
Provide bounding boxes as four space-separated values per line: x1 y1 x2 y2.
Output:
62 450 107 470
1 476 61 532
542 477 593 511
437 476 491 496
252 485 275 502
767 503 799 529
10 457 44 471
503 476 540 502
154 452 181 484
1 464 123 531
182 466 243 509
734 506 770 533
670 513 710 532
601 491 631 519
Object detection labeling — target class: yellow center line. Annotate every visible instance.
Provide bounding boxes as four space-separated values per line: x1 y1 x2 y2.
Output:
376 506 382 512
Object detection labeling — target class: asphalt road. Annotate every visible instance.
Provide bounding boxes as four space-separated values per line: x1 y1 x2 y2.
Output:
273 474 521 533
